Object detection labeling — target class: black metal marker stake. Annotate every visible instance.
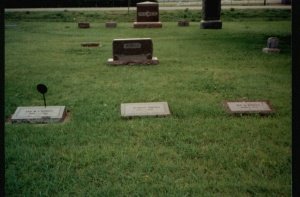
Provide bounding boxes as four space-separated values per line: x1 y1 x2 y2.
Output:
37 84 48 108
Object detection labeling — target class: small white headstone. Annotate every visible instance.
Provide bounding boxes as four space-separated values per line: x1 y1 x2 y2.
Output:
121 102 170 117
224 101 274 115
11 106 66 123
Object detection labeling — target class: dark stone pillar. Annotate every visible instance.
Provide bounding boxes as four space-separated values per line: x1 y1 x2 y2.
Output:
200 0 222 29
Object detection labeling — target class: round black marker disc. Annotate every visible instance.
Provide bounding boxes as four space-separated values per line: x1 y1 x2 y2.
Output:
37 84 48 94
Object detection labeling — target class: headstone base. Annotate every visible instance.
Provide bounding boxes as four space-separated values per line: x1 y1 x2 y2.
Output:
11 106 67 124
200 20 222 29
262 48 280 53
133 22 162 28
107 57 159 65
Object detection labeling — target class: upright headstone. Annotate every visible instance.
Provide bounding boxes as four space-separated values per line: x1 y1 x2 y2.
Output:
107 38 159 65
133 1 162 28
200 0 222 29
262 37 280 53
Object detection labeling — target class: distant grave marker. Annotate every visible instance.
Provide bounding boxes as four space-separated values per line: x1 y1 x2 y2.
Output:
11 84 67 123
133 1 162 28
262 37 280 53
224 100 274 115
107 38 159 65
106 21 117 28
178 19 190 27
81 42 100 47
78 22 90 28
121 102 171 118
200 0 222 29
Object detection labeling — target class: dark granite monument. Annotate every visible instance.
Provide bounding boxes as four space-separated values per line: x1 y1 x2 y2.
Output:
133 1 162 28
200 0 222 29
262 37 280 53
107 38 159 65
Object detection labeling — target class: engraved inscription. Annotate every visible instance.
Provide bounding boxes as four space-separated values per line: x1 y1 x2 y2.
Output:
138 11 158 17
121 102 170 117
123 43 142 49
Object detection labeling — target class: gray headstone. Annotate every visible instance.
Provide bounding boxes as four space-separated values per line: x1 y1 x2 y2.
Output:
11 106 66 123
224 101 274 115
121 102 171 117
107 38 159 65
263 37 280 53
133 1 162 28
200 0 222 29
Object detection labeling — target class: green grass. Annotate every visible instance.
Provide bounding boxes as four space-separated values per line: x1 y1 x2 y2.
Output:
5 10 291 196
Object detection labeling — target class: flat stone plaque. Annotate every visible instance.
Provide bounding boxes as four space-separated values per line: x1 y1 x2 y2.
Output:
11 106 66 123
121 102 170 117
224 101 274 115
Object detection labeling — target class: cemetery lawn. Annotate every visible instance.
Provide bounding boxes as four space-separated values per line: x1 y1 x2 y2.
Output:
5 10 291 196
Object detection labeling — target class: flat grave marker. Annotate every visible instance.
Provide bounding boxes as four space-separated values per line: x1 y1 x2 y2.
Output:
11 106 66 123
81 42 100 47
78 22 90 28
121 102 171 118
106 21 117 28
107 38 159 65
224 100 274 115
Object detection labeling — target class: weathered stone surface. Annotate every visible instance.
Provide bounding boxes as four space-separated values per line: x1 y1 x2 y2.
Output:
107 38 159 65
200 0 222 29
262 37 280 53
78 22 90 28
11 106 66 123
178 19 190 27
224 101 274 115
106 21 117 28
134 1 162 28
121 102 171 117
81 42 100 47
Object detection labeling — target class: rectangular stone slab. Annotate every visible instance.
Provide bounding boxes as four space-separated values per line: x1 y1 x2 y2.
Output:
11 106 66 123
121 102 170 117
224 101 274 115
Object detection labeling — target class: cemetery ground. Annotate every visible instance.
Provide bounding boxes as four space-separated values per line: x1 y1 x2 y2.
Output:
5 9 291 196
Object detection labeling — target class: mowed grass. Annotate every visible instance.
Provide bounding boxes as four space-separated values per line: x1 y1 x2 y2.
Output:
5 10 291 196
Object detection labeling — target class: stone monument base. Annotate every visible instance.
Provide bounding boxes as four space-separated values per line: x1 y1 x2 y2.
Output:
200 20 222 29
133 22 162 28
262 48 280 53
107 57 159 65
